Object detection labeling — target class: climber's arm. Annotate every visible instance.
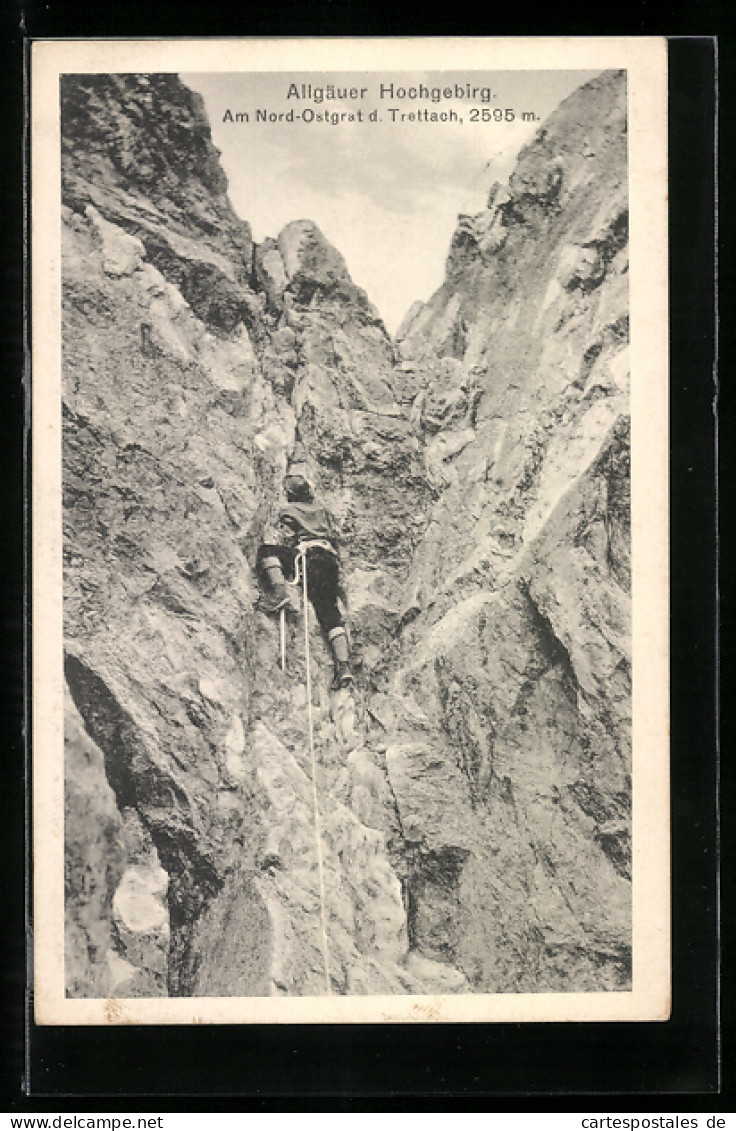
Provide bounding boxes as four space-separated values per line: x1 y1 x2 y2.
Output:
277 513 302 546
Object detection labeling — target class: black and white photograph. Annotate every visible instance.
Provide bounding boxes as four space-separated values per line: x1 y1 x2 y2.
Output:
32 38 669 1024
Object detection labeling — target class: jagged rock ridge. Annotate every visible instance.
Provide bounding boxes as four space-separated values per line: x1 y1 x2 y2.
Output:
62 70 630 999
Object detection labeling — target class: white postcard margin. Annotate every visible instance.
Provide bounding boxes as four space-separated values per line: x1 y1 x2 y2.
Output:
32 35 669 1025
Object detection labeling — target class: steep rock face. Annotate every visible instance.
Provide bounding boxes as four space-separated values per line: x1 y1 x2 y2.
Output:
61 74 254 333
61 70 630 1000
61 73 443 998
394 70 631 989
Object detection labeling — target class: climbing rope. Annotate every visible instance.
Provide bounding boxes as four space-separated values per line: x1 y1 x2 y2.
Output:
296 548 333 995
279 607 287 671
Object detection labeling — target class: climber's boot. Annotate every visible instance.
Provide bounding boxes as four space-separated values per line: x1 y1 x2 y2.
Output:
258 558 290 614
332 661 354 690
329 627 354 690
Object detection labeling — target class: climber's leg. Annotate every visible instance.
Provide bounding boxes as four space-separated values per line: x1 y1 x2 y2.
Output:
261 559 289 612
328 626 354 690
256 545 294 613
305 549 354 689
305 550 342 633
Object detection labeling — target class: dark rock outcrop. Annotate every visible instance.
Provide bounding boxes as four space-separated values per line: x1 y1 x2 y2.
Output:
61 70 630 999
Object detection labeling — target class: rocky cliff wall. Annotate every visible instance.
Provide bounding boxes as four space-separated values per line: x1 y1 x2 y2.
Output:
61 70 630 1000
393 70 631 990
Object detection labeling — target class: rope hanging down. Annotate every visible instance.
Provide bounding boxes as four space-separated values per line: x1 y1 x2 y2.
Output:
296 548 333 996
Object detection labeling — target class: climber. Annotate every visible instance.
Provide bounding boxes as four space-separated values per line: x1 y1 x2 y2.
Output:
257 445 354 691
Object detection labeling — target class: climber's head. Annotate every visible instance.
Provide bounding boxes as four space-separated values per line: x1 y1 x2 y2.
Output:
284 474 314 503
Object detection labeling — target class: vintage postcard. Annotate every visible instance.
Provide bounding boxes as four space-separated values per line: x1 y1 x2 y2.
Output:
32 37 669 1024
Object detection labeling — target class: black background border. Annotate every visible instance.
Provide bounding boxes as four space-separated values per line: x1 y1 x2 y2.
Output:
0 14 723 1108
